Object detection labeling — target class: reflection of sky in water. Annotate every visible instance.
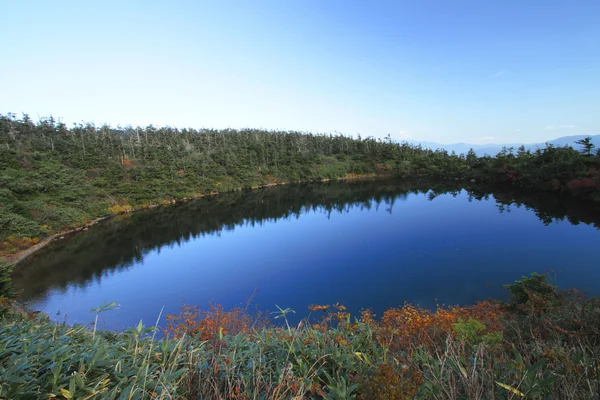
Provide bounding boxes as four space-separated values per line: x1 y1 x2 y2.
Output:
24 189 600 331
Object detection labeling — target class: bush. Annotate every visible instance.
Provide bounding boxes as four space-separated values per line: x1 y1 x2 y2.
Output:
0 211 41 242
0 260 12 298
505 273 557 305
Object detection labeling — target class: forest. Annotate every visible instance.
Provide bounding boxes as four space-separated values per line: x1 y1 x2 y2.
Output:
1 113 599 263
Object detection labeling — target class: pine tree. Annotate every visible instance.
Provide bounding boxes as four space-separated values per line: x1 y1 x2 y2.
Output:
575 137 595 156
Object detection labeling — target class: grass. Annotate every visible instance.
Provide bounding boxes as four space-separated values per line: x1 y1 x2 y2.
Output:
1 274 599 399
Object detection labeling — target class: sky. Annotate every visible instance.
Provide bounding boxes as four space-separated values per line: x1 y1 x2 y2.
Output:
1 0 599 144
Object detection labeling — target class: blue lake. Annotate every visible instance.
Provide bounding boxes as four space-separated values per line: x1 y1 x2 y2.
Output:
13 180 600 331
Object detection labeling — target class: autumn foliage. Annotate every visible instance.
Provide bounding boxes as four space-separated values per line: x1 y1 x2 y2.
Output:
375 301 503 354
163 299 507 398
357 362 423 400
165 303 268 341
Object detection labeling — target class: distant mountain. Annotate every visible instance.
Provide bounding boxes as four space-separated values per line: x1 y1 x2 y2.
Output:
407 134 600 157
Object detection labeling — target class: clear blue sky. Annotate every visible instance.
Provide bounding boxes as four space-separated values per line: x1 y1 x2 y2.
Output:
1 0 599 144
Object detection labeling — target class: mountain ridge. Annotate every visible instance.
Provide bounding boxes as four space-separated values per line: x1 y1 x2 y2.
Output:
406 134 600 156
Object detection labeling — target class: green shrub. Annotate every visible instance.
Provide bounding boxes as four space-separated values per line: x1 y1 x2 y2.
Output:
505 273 557 305
0 260 12 298
0 211 41 241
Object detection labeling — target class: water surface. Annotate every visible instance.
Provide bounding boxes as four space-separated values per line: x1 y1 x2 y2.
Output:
14 180 600 331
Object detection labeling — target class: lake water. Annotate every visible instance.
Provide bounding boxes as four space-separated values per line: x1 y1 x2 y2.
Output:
13 179 600 331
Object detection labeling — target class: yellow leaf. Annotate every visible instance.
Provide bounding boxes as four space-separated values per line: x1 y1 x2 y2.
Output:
495 381 525 397
354 352 371 365
60 388 73 399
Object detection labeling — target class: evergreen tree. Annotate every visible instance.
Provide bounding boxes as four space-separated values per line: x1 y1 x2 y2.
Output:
575 136 595 156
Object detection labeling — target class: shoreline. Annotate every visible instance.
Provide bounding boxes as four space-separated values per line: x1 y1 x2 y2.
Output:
6 173 388 268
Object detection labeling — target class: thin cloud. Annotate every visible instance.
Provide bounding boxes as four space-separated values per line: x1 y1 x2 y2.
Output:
544 125 578 130
491 70 508 78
